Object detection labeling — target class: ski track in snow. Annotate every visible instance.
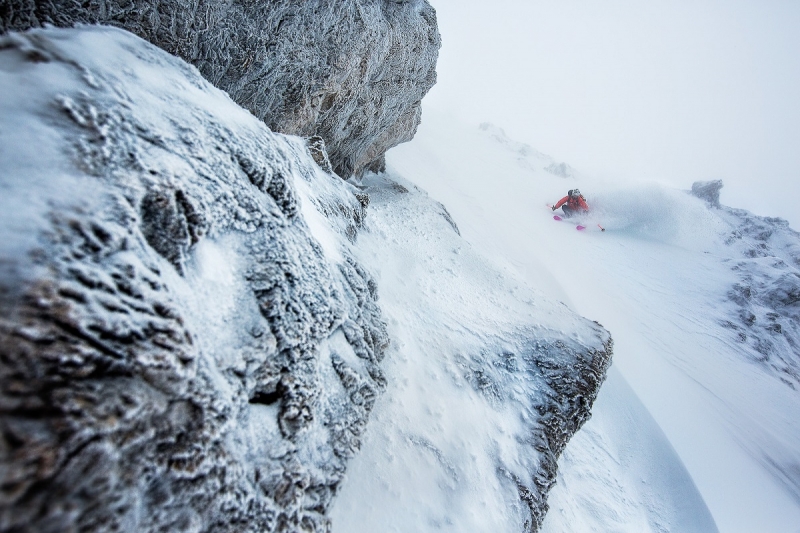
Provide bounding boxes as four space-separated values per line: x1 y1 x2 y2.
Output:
331 110 800 532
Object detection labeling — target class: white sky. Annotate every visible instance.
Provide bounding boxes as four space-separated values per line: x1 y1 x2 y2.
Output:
423 0 800 229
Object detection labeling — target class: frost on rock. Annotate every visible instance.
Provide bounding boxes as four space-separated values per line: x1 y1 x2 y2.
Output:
0 27 387 532
0 0 441 178
705 182 800 388
498 334 613 530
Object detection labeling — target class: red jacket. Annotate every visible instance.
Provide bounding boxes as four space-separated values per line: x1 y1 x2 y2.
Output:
554 194 589 211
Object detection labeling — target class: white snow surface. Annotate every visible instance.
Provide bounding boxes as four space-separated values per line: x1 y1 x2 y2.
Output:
325 169 609 532
330 110 800 532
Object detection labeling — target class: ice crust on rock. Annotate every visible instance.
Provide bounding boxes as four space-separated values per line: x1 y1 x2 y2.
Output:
689 182 800 388
0 0 441 179
0 27 388 532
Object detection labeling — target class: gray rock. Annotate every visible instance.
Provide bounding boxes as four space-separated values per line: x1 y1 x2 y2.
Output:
0 0 441 178
690 180 724 208
0 27 387 533
487 333 614 530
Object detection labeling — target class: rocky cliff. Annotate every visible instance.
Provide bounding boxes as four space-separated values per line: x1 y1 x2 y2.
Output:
0 27 388 532
0 0 441 178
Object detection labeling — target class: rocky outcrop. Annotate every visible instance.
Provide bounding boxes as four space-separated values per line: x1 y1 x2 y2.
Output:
693 184 800 389
0 27 387 532
691 179 724 208
496 333 614 530
0 0 441 178
720 206 800 388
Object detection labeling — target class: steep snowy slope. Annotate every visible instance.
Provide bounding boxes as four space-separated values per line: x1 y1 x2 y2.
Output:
329 170 611 532
0 26 612 532
377 109 800 532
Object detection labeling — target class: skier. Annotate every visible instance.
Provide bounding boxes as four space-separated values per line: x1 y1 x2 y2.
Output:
552 189 588 218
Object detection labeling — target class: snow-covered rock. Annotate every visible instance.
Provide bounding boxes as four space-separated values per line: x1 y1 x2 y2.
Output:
691 179 724 208
690 180 800 388
0 26 612 533
0 0 441 178
719 206 800 389
0 27 387 532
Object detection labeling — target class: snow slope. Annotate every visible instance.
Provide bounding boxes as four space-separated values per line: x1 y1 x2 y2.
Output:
332 109 800 532
328 168 611 532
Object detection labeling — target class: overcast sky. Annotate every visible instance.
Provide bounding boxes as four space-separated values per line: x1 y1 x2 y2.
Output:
423 0 800 228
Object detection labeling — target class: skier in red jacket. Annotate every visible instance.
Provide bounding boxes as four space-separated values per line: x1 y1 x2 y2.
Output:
552 189 589 218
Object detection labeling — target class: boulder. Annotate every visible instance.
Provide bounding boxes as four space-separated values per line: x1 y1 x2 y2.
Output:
691 179 724 208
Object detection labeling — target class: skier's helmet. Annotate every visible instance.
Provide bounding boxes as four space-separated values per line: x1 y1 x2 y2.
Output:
568 189 574 196
571 188 581 197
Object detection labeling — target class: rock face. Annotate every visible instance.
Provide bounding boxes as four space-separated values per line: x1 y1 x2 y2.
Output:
691 179 724 208
692 181 800 386
719 206 800 388
0 0 441 178
0 27 388 532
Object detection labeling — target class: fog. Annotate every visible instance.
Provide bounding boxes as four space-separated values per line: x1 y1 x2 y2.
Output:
424 0 800 229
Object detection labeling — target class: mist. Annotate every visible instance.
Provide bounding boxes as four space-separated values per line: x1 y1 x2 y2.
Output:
423 0 800 229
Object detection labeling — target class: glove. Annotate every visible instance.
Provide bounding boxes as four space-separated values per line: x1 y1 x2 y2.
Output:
551 205 557 211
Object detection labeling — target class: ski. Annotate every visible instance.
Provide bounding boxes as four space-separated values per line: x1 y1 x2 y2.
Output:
550 204 602 231
554 214 587 230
